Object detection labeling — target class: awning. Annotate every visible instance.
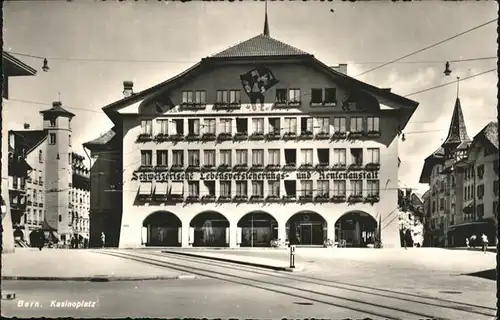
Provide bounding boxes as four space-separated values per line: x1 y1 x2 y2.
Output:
155 183 168 196
170 181 184 195
448 219 495 232
139 182 152 196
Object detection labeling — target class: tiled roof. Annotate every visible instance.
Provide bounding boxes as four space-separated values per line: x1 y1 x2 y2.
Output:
442 98 470 146
473 121 498 150
211 34 311 58
83 127 116 147
40 101 75 118
10 130 47 154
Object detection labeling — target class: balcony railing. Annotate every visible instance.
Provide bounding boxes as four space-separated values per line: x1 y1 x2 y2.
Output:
366 130 381 138
217 133 233 142
250 164 265 171
186 165 201 172
213 102 241 110
201 195 216 203
233 132 248 141
315 132 330 140
348 195 364 203
201 133 217 142
186 133 201 142
201 165 216 172
179 102 206 110
233 195 248 203
298 131 313 140
266 164 281 171
314 194 330 203
298 164 314 171
348 131 364 139
315 163 329 171
249 132 265 141
299 195 313 202
170 164 184 172
282 195 296 202
168 134 185 142
331 195 346 203
136 133 153 143
154 134 169 142
265 132 281 141
282 132 297 141
282 163 296 171
233 164 248 172
217 164 231 172
265 195 281 202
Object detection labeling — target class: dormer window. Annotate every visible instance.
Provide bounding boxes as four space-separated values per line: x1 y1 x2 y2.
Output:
324 88 337 104
182 91 194 104
276 89 287 103
311 89 322 104
288 89 301 103
49 118 56 127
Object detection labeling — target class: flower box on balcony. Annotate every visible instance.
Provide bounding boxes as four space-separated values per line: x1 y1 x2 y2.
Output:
154 194 168 202
138 165 154 172
315 163 330 171
217 195 232 203
282 195 296 202
202 165 216 172
185 196 200 203
266 164 281 171
233 164 248 172
250 165 265 171
167 195 184 203
136 133 153 143
299 131 313 140
168 134 185 142
154 165 169 172
331 164 347 171
282 163 296 171
348 131 364 139
364 195 380 204
366 130 381 138
214 102 240 110
331 132 347 140
273 101 289 108
250 195 264 202
180 102 206 110
201 195 216 203
186 165 200 172
310 101 323 107
299 164 314 171
249 132 265 141
217 164 231 172
217 133 233 142
265 195 281 202
229 102 241 108
265 132 281 141
154 134 169 142
283 132 297 141
186 134 201 142
315 132 330 140
233 195 248 203
170 165 184 172
201 133 216 141
348 195 364 203
315 194 330 203
365 163 380 171
330 195 346 203
288 100 301 108
233 132 248 141
348 164 363 171
299 195 313 202
323 101 337 107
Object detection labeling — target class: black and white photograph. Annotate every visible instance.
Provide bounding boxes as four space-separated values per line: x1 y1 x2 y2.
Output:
1 0 498 319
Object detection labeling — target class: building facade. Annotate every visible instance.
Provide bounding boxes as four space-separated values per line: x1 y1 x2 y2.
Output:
69 152 91 240
86 28 419 249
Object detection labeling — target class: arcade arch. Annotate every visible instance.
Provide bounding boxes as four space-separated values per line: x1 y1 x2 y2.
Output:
237 211 278 247
142 211 182 247
286 211 327 246
190 211 229 247
335 211 377 247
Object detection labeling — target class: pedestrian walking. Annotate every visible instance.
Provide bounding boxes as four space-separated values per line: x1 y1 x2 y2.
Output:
101 232 106 248
84 238 89 249
470 234 477 248
465 238 470 249
481 233 488 253
37 230 45 251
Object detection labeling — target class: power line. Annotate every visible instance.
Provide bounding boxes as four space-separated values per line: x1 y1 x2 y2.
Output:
355 18 498 77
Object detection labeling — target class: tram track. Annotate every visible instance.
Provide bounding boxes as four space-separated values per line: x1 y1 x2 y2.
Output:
96 249 492 320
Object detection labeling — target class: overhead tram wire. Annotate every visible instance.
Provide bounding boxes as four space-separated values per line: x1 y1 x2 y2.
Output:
354 18 498 77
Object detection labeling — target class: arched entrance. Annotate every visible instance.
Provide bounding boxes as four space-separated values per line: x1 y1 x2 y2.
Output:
237 211 278 247
142 211 182 247
13 228 24 241
286 211 327 246
190 211 229 247
335 211 377 247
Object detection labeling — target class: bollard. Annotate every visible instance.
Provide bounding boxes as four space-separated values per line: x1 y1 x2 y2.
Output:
289 245 296 268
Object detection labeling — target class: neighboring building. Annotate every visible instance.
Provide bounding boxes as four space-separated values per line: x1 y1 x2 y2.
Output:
69 152 91 240
397 188 424 247
1 52 37 253
421 189 432 246
85 21 419 249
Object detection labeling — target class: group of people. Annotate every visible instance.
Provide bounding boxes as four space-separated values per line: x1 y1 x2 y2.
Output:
466 233 489 253
70 235 89 249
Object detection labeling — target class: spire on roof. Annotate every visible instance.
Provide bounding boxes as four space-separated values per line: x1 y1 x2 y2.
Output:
263 0 270 37
442 95 470 148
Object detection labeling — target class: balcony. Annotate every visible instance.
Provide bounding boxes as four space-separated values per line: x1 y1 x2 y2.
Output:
170 164 184 172
249 132 265 141
315 132 330 140
282 132 297 141
249 195 264 202
298 164 314 171
364 194 380 204
186 165 201 172
185 195 200 203
217 133 233 142
250 164 265 172
137 165 154 172
314 194 330 203
265 195 281 203
233 195 248 203
201 195 216 203
331 195 346 203
186 133 201 142
365 163 380 171
266 164 281 172
331 132 347 140
282 163 296 171
168 134 185 143
348 131 364 139
217 164 231 172
315 163 330 171
217 195 232 203
331 164 347 171
348 195 364 203
213 102 241 110
233 164 248 172
201 164 216 172
166 195 183 203
201 133 216 142
179 102 206 111
233 132 248 141
282 195 296 202
298 131 313 140
366 130 381 138
154 165 169 172
135 133 153 143
154 134 169 142
299 195 313 203
348 163 364 171
273 100 301 108
265 132 281 141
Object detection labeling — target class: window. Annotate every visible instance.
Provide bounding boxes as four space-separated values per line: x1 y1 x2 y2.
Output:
477 184 484 199
276 89 287 102
333 148 346 166
252 118 264 133
188 181 199 197
476 204 484 218
220 150 232 165
141 120 153 135
182 91 194 103
350 117 363 132
317 180 329 196
301 180 313 196
252 149 264 166
188 119 200 135
301 149 313 165
49 133 56 145
33 190 37 203
268 181 280 197
216 90 228 103
285 180 296 196
236 181 248 196
268 118 280 133
188 150 200 166
350 180 363 196
252 181 264 197
68 135 71 147
204 150 216 166
311 89 322 103
284 149 297 165
140 150 152 166
300 118 313 133
157 119 168 134
236 150 248 165
236 118 248 133
49 118 56 127
324 88 337 103
333 180 346 196
350 148 363 166
367 116 380 132
229 90 241 103
494 180 499 196
204 119 216 134
493 201 498 217
317 149 329 164
268 149 280 165
284 117 297 133
477 164 484 179
171 119 184 135
203 181 216 196
172 150 184 166
439 198 444 210
317 117 330 133
220 181 231 197
432 201 436 213
194 90 206 104
367 180 379 196
333 117 346 133
220 119 232 133
367 148 380 164
288 89 301 102
156 150 168 166
39 150 43 163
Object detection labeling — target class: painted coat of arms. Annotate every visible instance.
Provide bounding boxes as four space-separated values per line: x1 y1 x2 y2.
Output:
240 66 279 110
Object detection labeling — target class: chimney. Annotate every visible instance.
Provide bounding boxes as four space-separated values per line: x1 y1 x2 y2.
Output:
338 64 348 75
123 81 134 98
24 123 30 129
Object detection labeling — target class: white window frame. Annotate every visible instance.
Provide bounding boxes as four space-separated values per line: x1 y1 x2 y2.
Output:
367 116 380 132
301 180 313 196
288 89 301 102
220 150 232 166
141 119 153 135
333 117 346 133
333 180 346 196
284 117 297 133
252 181 264 197
156 150 168 166
252 118 264 134
301 149 313 165
220 119 232 134
188 181 200 197
204 150 216 166
252 149 264 166
140 150 152 166
318 117 330 133
350 117 363 132
220 181 231 196
156 119 168 135
216 90 228 103
182 91 194 103
188 119 200 135
236 181 247 196
236 150 248 165
204 119 216 134
318 180 329 196
367 180 379 196
194 90 206 104
351 180 363 196
268 149 280 165
268 180 280 197
333 148 346 166
188 150 200 166
172 150 184 166
49 133 56 145
229 90 241 103
301 117 313 132
367 148 380 164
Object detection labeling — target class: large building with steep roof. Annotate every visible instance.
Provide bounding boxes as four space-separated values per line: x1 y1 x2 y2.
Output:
85 20 419 249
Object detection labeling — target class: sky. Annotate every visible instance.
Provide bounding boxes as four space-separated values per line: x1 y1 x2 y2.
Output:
3 0 498 195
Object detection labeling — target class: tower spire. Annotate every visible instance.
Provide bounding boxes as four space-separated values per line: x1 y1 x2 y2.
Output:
456 76 460 98
263 0 270 37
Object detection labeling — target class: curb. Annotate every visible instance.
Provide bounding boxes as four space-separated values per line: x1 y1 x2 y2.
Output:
2 292 16 300
162 250 302 272
1 275 196 282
